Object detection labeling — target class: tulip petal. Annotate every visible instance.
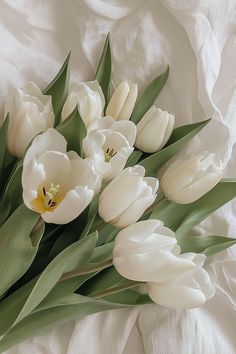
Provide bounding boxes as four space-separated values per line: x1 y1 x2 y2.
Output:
111 120 137 146
22 129 67 185
118 83 138 120
113 247 195 282
23 161 46 208
147 267 215 309
106 81 130 119
107 147 133 180
148 282 207 309
42 186 93 224
111 194 156 228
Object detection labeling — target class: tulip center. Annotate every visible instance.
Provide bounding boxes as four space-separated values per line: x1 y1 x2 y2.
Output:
31 182 64 213
104 147 116 162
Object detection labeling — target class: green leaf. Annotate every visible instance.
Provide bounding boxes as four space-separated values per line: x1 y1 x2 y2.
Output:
150 180 236 242
57 107 86 157
131 66 169 124
79 267 130 297
43 53 71 127
0 115 9 174
0 162 23 216
80 195 99 239
0 204 41 298
90 242 113 263
97 223 119 246
49 207 89 258
125 150 143 167
95 33 111 107
0 301 124 353
0 232 98 337
14 232 98 324
178 235 236 256
36 274 95 311
140 119 211 176
0 197 11 227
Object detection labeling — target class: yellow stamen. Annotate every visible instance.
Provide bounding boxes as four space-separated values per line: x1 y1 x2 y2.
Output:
31 182 64 213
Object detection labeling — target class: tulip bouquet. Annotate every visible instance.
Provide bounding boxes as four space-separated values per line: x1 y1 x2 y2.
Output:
0 35 235 352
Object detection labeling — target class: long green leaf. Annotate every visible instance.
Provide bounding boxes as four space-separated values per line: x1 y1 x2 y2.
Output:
0 161 23 218
0 205 41 298
131 66 169 124
150 180 236 242
125 150 143 167
140 119 211 176
0 301 125 353
95 33 111 107
43 53 71 127
57 107 86 157
15 232 98 324
178 235 236 256
0 116 9 174
0 232 98 336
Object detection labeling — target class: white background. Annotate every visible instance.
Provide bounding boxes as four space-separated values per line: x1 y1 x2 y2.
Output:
1 0 236 353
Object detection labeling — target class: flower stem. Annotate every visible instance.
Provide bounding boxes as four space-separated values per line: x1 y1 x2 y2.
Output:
59 259 113 282
90 282 140 299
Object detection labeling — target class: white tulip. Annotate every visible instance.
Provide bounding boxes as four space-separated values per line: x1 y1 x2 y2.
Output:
22 129 100 224
161 152 224 204
61 81 105 127
113 220 196 282
4 82 54 158
106 81 138 120
98 166 159 228
83 116 136 180
148 253 215 309
135 106 175 153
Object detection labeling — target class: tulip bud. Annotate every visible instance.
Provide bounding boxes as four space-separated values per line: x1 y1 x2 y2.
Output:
135 107 175 153
147 253 215 309
62 81 105 127
106 81 138 120
113 219 195 282
161 152 224 204
98 166 159 228
4 82 54 158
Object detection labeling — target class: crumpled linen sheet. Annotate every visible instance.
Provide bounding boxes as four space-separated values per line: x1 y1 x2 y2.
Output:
1 0 236 353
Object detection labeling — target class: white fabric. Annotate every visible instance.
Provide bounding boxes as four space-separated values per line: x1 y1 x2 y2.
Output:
1 0 236 353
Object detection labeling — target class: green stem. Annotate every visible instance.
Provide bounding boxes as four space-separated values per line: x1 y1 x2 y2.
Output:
59 259 113 282
90 282 141 298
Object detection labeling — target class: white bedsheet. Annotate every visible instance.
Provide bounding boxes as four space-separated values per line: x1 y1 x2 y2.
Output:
1 0 236 353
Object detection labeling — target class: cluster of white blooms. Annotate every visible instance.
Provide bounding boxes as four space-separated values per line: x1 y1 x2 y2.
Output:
3 79 223 309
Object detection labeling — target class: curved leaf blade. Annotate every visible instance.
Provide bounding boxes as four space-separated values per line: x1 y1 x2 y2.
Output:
140 119 211 176
150 180 236 243
95 33 111 107
43 53 71 127
57 106 86 156
131 65 169 124
178 235 236 256
0 204 41 298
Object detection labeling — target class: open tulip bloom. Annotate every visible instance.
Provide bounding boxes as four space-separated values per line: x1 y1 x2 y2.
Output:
0 35 235 352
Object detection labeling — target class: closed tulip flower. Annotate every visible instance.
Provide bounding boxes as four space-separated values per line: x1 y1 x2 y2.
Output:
113 220 196 282
98 166 159 228
4 82 54 158
148 253 215 309
22 129 100 224
106 81 138 120
135 106 175 153
83 116 136 180
61 81 104 127
161 152 224 204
